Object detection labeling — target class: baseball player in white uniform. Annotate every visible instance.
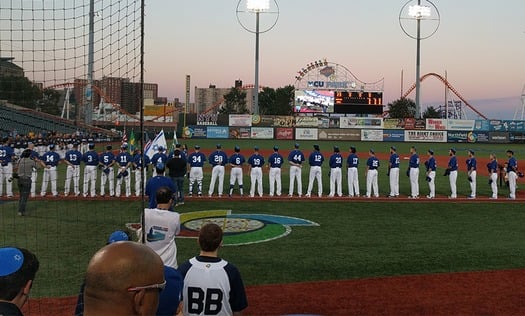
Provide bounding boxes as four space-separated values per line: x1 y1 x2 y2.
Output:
247 146 265 198
208 144 228 197
328 146 343 197
288 143 304 197
306 144 324 198
268 145 284 197
228 146 245 197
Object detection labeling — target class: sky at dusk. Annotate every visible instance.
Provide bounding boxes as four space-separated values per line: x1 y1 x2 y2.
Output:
145 0 525 119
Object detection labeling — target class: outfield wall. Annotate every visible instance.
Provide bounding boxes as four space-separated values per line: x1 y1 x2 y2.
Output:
181 114 525 144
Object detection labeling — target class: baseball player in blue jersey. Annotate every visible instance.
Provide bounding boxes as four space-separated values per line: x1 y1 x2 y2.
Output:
466 149 477 199
40 144 61 197
328 146 343 197
506 149 518 199
115 143 133 197
425 149 437 199
447 148 458 199
408 146 420 199
99 145 116 197
151 146 168 177
387 146 400 198
487 153 498 199
177 223 248 316
82 143 99 197
306 144 324 198
228 146 245 197
248 146 265 198
347 146 360 197
365 149 380 198
0 136 15 197
268 145 284 197
288 143 304 197
208 144 228 197
27 142 40 197
132 148 150 197
64 143 82 196
187 145 207 197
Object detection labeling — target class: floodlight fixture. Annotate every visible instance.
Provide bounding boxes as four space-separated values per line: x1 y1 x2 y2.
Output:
408 5 431 18
247 0 270 12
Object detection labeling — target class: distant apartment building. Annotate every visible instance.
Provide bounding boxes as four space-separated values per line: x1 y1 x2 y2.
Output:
0 57 24 77
194 80 254 114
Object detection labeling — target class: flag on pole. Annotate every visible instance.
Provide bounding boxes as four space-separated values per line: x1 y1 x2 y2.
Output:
145 129 167 159
129 130 136 152
122 127 128 144
172 130 178 151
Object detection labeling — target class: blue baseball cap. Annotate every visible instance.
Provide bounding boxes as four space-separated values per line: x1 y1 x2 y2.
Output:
216 144 222 149
107 230 130 244
158 146 164 151
0 247 24 277
273 145 279 151
194 145 200 149
428 149 434 155
234 146 240 152
49 144 55 150
254 146 259 151
313 144 320 150
156 162 165 171
294 143 300 148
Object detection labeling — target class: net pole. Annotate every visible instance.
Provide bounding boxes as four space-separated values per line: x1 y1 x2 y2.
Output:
140 0 146 244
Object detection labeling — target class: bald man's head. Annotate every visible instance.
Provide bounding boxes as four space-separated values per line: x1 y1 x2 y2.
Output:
84 242 164 316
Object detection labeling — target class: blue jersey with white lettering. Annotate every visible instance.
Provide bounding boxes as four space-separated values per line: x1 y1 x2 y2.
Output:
83 150 99 166
100 152 115 167
0 145 14 165
389 153 400 168
268 152 284 168
347 153 359 168
42 151 61 167
409 153 419 168
466 157 477 171
116 152 132 167
448 156 458 171
367 156 380 170
65 150 82 166
329 153 343 168
248 154 265 168
426 156 437 171
151 152 168 166
229 153 245 166
288 149 304 165
487 160 498 173
188 152 206 167
507 157 517 173
209 151 228 167
308 151 324 166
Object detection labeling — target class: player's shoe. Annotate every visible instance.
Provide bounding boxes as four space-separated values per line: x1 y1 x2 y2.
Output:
387 195 396 198
489 196 497 199
426 195 434 199
448 196 457 199
198 193 202 197
305 193 311 198
328 194 334 197
467 195 476 199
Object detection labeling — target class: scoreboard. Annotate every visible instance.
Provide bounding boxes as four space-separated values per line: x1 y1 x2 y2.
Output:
334 91 383 114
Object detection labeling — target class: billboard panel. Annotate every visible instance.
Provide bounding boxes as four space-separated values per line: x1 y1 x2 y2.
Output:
426 118 447 130
252 115 274 127
295 116 319 127
361 129 384 141
206 126 229 139
340 117 383 129
318 129 361 141
474 120 490 132
383 129 405 142
250 127 274 139
448 119 475 131
447 131 469 143
510 132 525 143
383 118 404 129
404 130 447 142
489 132 510 143
228 114 252 127
188 126 207 139
273 116 295 127
229 127 251 139
296 128 319 140
275 128 294 140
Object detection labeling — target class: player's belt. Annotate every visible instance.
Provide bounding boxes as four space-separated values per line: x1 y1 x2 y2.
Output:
369 168 377 170
252 166 261 168
1 163 8 166
232 166 242 168
331 167 341 169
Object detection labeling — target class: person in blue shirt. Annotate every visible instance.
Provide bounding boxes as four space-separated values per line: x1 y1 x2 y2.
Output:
187 145 207 197
487 153 498 199
506 149 518 199
328 146 343 197
247 146 265 198
132 148 150 197
99 145 116 197
365 149 380 198
425 149 437 199
408 146 420 199
151 146 168 177
288 143 305 197
228 146 245 197
268 146 284 197
145 162 175 208
64 143 83 196
82 143 99 197
347 146 360 197
387 146 400 198
466 149 477 199
115 143 133 197
306 144 324 198
40 144 62 197
208 144 228 197
0 136 15 198
447 148 458 199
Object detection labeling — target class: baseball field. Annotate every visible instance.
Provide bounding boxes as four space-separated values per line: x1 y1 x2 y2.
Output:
1 140 524 315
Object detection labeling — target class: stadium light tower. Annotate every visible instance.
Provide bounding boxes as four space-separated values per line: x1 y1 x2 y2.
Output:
399 0 440 118
237 0 279 115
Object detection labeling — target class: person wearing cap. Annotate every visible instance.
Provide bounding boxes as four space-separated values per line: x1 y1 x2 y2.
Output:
268 145 284 197
425 149 437 199
347 146 360 198
115 143 133 198
14 149 45 216
142 186 181 269
26 142 40 198
40 143 61 197
0 136 15 198
83 242 165 316
408 146 420 199
306 144 324 198
82 143 99 198
328 146 343 197
248 146 265 198
145 162 176 209
487 153 498 199
64 142 83 197
288 143 305 197
178 223 248 316
466 150 477 199
506 150 518 199
387 146 400 198
151 145 168 177
228 146 246 197
365 149 380 198
166 149 187 206
132 148 150 197
208 144 228 197
99 145 116 197
187 145 207 197
0 247 40 316
447 148 459 199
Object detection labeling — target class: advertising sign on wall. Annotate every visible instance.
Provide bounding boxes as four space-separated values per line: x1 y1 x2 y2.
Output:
510 132 525 143
250 127 274 139
472 131 490 143
229 127 251 139
295 116 319 127
426 119 447 130
383 129 405 142
275 128 294 140
489 132 510 143
207 126 229 139
490 120 525 132
273 116 295 127
474 120 490 132
188 126 207 139
361 129 383 141
404 130 447 142
447 131 469 143
252 115 274 127
383 118 404 129
403 118 426 130
447 119 475 131
318 129 361 141
295 128 318 140
228 114 252 127
340 117 383 129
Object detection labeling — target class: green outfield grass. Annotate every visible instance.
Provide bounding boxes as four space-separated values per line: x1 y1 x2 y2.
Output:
0 140 523 298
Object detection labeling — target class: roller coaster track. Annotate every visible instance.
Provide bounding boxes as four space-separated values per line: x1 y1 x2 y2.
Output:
402 72 487 120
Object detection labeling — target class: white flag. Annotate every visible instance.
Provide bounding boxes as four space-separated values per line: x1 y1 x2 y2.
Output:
145 129 167 159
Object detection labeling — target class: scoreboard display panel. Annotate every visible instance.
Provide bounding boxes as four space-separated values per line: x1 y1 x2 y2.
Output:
334 91 383 114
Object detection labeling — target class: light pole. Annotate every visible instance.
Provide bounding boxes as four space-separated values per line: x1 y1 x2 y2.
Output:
237 0 279 115
399 0 440 118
